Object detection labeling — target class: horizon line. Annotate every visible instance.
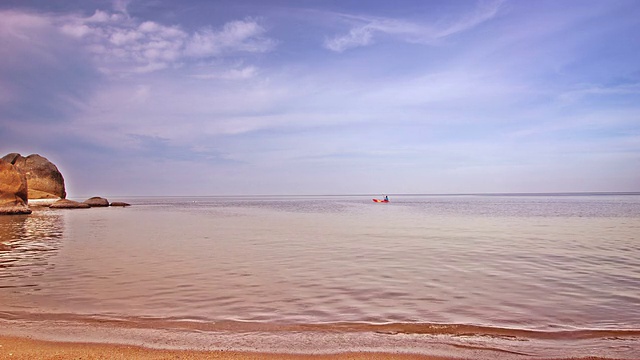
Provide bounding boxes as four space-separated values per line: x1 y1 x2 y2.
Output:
65 191 640 199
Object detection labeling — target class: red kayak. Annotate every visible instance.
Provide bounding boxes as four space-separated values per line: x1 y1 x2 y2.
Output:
373 199 389 203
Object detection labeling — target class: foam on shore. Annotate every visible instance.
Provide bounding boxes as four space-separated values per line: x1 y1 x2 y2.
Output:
1 316 638 360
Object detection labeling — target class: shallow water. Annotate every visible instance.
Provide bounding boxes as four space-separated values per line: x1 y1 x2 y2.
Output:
1 194 639 358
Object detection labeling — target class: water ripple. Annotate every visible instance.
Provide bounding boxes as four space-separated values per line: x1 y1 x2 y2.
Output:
0 210 64 290
1 195 639 332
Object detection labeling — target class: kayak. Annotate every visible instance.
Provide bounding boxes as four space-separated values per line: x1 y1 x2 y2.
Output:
373 199 389 203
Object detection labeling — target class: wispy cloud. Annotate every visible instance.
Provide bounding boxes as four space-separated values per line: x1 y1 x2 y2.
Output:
191 66 258 80
557 83 640 103
324 0 504 52
324 23 377 52
431 0 504 38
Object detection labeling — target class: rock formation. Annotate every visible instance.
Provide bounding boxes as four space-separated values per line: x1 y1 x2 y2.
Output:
2 153 131 212
0 160 32 215
1 153 66 200
84 196 110 207
49 199 90 209
110 202 131 207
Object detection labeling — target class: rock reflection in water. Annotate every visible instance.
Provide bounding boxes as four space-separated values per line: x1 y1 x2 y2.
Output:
0 210 64 289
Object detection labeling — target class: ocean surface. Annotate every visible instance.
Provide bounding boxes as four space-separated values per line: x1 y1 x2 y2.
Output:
1 194 639 359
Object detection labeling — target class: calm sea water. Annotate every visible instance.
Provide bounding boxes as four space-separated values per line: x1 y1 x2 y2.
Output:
1 194 639 358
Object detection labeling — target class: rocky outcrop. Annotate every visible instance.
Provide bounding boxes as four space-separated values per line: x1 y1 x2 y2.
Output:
110 202 131 207
1 153 66 200
2 153 132 212
49 199 90 209
0 160 32 215
84 196 109 207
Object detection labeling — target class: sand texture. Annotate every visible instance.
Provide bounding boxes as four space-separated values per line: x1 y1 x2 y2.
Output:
0 336 448 360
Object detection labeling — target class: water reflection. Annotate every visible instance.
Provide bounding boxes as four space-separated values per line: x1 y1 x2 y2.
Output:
0 209 64 289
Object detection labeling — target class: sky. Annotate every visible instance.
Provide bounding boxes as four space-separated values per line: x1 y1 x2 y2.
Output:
1 0 639 197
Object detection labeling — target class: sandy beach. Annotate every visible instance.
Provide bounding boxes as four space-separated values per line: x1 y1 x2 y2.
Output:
0 335 448 360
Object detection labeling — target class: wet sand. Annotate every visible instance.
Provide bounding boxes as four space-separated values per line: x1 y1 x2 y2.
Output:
0 336 444 360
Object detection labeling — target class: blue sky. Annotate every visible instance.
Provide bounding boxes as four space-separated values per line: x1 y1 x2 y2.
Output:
1 0 639 196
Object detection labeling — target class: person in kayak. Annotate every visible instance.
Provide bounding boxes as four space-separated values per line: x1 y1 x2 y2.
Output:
384 195 389 201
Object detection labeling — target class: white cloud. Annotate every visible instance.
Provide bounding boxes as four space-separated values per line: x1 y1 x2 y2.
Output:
85 9 125 23
185 19 275 57
324 25 374 52
60 23 92 38
48 10 274 74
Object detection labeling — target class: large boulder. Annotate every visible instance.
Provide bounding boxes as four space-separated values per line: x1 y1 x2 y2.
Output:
84 196 109 207
0 160 32 215
2 153 66 200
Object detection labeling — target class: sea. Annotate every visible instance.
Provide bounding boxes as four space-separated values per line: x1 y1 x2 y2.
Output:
1 194 639 359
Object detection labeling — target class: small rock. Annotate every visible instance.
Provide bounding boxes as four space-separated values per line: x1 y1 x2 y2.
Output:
110 202 131 207
83 197 110 207
50 199 90 209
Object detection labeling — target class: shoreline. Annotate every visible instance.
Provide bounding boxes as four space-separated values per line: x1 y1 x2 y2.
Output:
0 336 443 360
1 319 638 360
0 335 628 360
1 311 639 359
